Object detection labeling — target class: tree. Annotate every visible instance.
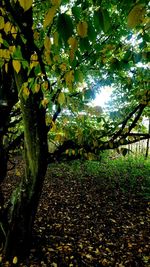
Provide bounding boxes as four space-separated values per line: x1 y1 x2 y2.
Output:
0 0 149 261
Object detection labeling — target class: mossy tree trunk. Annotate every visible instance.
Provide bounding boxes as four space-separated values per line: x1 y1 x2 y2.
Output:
4 72 48 259
1 2 48 259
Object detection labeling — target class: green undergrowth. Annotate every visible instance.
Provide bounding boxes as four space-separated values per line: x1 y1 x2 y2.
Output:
49 154 150 199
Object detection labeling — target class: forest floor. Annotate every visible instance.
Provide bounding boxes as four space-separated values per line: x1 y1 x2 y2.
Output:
1 156 150 267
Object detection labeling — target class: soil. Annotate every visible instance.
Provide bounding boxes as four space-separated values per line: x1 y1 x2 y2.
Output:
1 157 150 266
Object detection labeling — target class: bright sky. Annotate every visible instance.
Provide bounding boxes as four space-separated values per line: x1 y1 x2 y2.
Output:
92 86 112 108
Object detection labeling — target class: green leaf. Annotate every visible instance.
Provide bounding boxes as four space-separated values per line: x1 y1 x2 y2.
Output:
102 9 111 33
22 60 29 69
34 64 41 75
74 70 84 83
72 6 82 20
143 33 150 42
94 9 103 32
87 20 97 41
57 14 74 45
13 46 23 60
94 8 111 33
3 40 9 48
79 38 90 52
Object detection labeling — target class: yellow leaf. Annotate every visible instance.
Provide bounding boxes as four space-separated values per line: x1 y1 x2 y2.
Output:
0 7 5 16
51 262 58 267
58 92 65 105
41 98 49 108
77 21 88 38
30 53 39 69
12 60 21 73
23 87 30 97
88 153 94 161
93 140 98 147
69 49 75 61
95 248 100 255
127 4 145 28
53 31 59 46
59 63 67 72
53 55 60 62
0 49 2 58
44 50 52 65
11 26 17 39
66 149 69 154
51 0 61 6
15 169 21 176
54 133 62 142
44 36 51 50
43 6 57 28
109 142 114 149
0 255 2 263
68 37 78 51
4 21 11 34
128 243 132 248
0 33 3 43
34 83 40 93
120 139 124 144
12 256 18 264
101 258 109 266
51 121 56 131
18 0 32 11
65 70 74 87
72 150 75 155
42 81 49 90
3 49 11 60
9 45 16 54
0 16 4 30
5 63 8 73
33 31 40 40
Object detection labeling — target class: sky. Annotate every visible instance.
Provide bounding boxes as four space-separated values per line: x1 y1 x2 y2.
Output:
92 86 112 108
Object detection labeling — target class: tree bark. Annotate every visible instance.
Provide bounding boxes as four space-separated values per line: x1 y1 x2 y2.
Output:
3 70 48 259
0 1 48 259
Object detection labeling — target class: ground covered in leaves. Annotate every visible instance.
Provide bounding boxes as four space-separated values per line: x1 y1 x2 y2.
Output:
1 157 150 266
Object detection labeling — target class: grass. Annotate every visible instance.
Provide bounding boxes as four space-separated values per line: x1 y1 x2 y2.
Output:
49 153 150 199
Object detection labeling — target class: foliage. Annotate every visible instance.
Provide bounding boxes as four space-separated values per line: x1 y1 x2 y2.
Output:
0 0 150 158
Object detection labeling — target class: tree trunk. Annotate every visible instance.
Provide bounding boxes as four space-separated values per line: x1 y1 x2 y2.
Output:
145 117 150 159
1 0 48 257
4 71 48 259
1 63 48 258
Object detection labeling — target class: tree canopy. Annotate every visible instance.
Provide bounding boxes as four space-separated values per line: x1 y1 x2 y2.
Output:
0 0 149 160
